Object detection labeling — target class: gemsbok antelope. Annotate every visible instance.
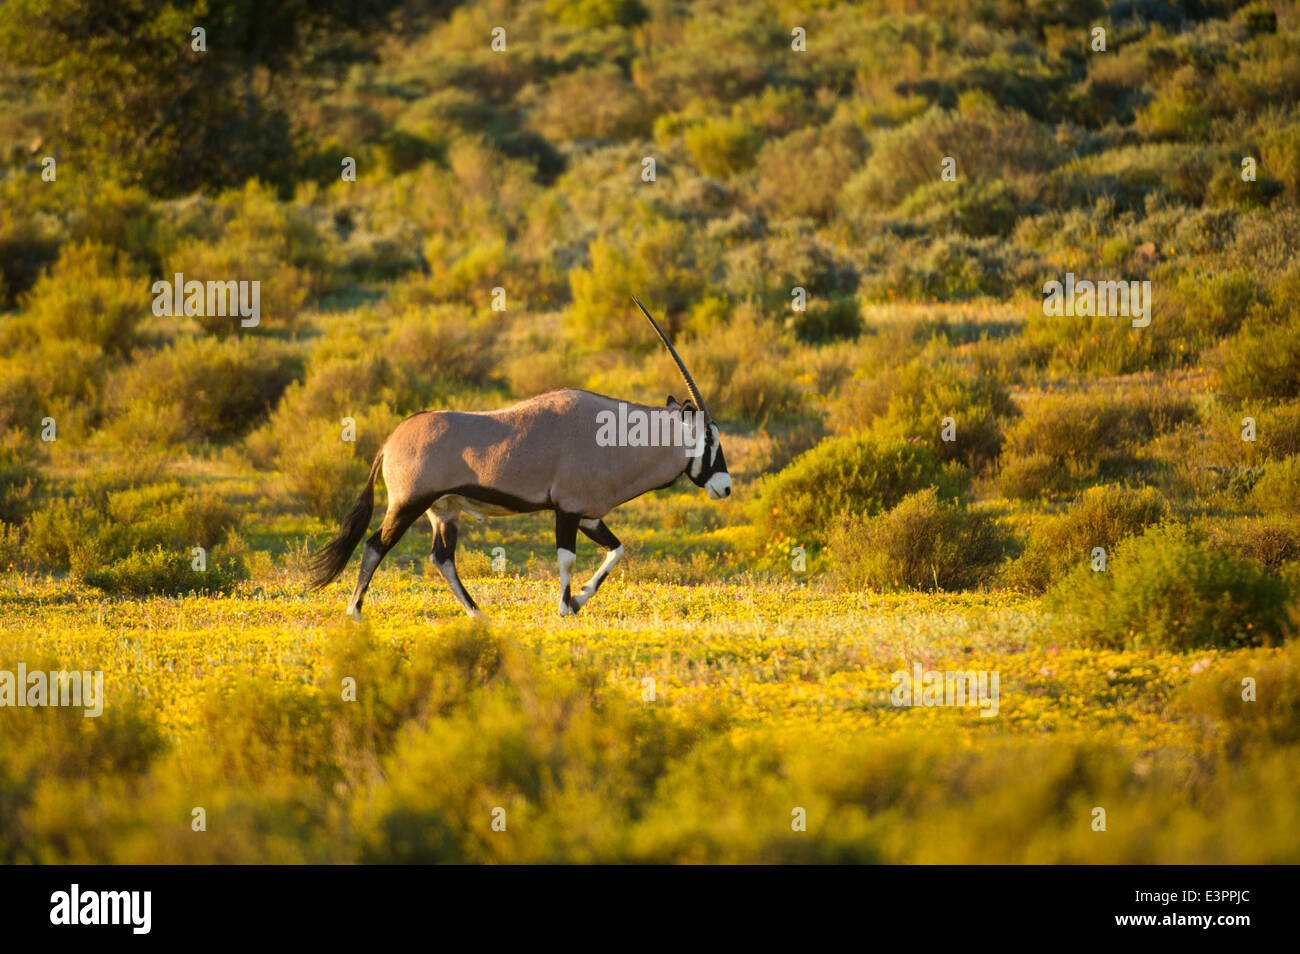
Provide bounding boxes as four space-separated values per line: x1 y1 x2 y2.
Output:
307 298 731 618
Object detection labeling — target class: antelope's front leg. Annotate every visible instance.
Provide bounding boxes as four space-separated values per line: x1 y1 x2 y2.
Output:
555 511 581 617
574 519 623 611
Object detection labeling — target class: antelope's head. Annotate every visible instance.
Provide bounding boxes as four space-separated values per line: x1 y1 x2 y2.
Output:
634 297 732 500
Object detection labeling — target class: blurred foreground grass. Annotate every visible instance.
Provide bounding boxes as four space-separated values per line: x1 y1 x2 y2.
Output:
2 574 1296 863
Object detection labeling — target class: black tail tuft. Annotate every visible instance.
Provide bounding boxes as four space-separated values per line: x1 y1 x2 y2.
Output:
307 451 383 588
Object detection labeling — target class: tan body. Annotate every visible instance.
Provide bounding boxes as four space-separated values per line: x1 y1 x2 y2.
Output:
384 389 692 520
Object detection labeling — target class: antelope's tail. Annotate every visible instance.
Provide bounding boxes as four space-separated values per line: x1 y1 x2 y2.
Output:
307 450 384 588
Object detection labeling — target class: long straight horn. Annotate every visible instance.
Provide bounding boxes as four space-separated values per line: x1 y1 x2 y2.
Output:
632 296 711 424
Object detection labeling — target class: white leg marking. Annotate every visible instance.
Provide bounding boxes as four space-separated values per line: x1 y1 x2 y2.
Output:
557 547 577 617
574 545 623 609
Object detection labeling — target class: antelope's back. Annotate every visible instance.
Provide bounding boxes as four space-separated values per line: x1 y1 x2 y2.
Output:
381 390 613 508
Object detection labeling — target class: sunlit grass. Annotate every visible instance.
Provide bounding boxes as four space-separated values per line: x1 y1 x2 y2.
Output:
3 568 1296 862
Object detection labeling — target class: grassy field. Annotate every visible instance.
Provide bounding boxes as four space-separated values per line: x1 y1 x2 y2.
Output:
3 512 1298 863
2 0 1300 864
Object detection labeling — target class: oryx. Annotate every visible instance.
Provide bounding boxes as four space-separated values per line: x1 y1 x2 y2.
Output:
307 298 731 618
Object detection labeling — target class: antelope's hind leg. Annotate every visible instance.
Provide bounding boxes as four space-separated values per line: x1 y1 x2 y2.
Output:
573 519 623 612
347 498 425 619
429 512 484 618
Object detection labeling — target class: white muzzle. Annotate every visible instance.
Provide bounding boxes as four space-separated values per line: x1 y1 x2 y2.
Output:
705 472 732 500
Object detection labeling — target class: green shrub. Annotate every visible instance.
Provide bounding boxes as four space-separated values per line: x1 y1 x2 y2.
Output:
99 482 239 557
1136 67 1213 141
828 488 1005 591
1047 522 1292 651
1226 205 1300 282
751 121 869 222
684 116 760 178
367 128 444 177
342 623 718 863
1165 268 1262 340
833 358 1015 471
1210 515 1300 571
1005 484 1168 593
1035 142 1214 212
503 337 576 399
1206 161 1283 209
1215 274 1300 402
55 179 164 270
722 228 855 313
1003 394 1128 474
244 346 402 490
272 406 399 519
170 243 311 336
0 649 166 785
1022 307 1168 376
385 305 501 403
683 306 804 423
0 340 107 434
113 336 303 444
733 86 823 139
1179 641 1300 756
163 181 334 334
896 177 1022 237
23 498 97 570
0 429 40 525
998 451 1071 501
1001 391 1197 491
23 480 239 572
860 234 1026 301
568 219 715 349
1236 2 1279 36
22 241 148 356
544 0 647 29
1018 255 1249 372
1255 401 1300 459
754 433 966 543
786 296 861 343
1260 120 1300 202
81 545 248 596
535 65 652 141
1252 456 1300 514
411 236 521 310
261 352 390 429
282 429 370 521
844 102 1058 212
0 523 20 571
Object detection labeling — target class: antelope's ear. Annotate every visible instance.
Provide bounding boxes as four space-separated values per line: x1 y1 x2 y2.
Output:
680 400 697 415
666 395 680 408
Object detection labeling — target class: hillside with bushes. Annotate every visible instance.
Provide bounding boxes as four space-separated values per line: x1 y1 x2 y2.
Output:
1 0 1299 864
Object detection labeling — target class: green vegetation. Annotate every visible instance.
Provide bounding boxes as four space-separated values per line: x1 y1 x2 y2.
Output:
753 433 965 543
1 0 1298 863
1005 484 1168 594
3 586 1299 863
828 487 1005 592
1048 522 1292 652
